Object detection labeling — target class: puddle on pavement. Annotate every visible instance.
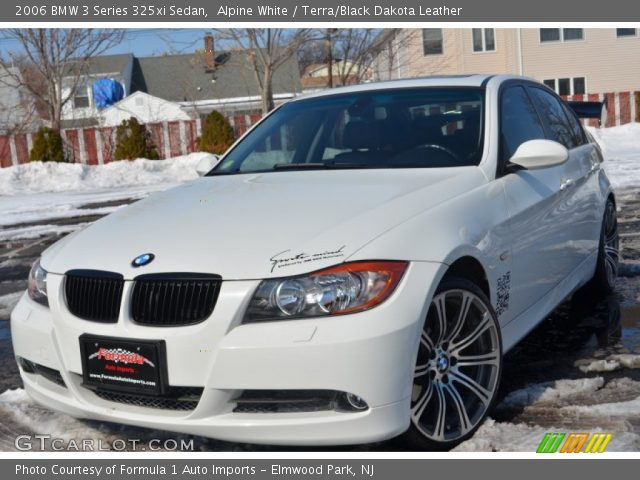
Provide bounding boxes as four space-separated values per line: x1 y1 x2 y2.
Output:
619 305 640 352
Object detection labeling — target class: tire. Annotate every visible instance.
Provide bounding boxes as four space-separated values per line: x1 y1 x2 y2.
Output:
401 276 503 450
588 198 619 296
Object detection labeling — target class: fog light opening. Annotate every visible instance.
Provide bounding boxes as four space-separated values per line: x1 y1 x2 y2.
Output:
344 392 369 411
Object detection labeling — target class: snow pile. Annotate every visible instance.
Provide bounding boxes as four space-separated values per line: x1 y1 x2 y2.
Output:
588 122 640 189
0 153 213 196
499 377 605 409
0 152 218 239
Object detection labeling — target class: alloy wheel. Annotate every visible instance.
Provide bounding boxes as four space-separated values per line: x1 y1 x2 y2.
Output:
411 289 501 444
603 201 619 288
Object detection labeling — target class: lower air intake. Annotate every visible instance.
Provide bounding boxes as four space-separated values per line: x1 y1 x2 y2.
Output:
92 387 203 411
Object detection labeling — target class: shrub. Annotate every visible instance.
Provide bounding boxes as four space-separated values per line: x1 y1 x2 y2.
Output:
636 92 640 122
113 117 159 160
197 111 235 155
29 127 65 162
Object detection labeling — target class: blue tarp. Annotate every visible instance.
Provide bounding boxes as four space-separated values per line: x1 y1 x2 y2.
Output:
92 79 124 109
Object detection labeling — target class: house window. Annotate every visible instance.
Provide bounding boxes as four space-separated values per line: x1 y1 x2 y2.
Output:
422 29 443 55
472 28 496 52
543 77 586 96
73 86 90 109
617 28 637 37
540 28 584 42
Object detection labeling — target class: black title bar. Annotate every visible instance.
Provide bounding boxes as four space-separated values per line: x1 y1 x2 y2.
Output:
5 0 640 22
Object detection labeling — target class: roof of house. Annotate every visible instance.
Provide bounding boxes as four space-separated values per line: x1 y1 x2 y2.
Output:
130 50 302 103
64 53 133 77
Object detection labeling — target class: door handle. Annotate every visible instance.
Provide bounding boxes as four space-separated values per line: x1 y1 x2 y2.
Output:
560 178 574 191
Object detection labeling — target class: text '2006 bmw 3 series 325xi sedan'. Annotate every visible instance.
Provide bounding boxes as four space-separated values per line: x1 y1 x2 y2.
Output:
11 75 618 450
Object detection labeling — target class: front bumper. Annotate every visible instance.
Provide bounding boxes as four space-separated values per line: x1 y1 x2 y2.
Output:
11 262 443 445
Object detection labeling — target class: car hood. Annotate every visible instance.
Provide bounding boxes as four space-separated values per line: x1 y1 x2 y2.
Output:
43 168 486 280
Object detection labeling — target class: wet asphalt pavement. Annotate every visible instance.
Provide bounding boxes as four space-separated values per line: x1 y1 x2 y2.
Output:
0 189 639 451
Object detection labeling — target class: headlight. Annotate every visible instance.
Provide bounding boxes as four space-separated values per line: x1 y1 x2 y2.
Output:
244 261 408 323
27 259 48 307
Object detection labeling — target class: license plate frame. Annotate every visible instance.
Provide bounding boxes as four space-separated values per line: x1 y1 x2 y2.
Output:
79 334 168 395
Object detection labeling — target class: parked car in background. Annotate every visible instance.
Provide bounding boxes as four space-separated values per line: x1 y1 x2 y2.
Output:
12 75 618 449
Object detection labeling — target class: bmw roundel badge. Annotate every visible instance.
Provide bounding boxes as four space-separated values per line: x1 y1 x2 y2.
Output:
131 253 155 267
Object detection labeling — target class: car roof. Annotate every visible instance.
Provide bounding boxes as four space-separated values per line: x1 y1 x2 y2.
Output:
291 74 538 103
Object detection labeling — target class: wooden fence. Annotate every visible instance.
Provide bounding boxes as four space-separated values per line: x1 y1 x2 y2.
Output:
0 112 263 168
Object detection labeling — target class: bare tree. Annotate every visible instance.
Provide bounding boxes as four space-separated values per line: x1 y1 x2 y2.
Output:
330 29 379 86
0 29 124 132
0 66 40 134
214 29 311 114
297 38 326 76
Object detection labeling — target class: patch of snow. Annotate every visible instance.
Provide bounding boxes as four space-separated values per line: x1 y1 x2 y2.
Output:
0 389 115 443
562 395 640 417
588 122 640 190
0 389 212 451
499 377 605 409
577 359 622 373
576 354 640 373
0 223 91 242
454 419 549 451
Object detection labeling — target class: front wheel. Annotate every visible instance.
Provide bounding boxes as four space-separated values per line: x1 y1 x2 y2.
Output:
402 277 503 450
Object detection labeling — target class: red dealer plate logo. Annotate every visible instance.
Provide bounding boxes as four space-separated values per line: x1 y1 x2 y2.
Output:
80 335 168 395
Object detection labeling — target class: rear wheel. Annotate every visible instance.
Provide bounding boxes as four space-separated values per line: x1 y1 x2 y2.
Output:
589 199 619 295
403 277 502 450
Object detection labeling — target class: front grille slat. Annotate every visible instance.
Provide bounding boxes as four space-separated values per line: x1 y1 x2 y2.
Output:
131 273 221 326
65 270 124 323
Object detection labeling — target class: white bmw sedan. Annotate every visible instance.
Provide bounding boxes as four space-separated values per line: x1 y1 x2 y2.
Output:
11 75 618 449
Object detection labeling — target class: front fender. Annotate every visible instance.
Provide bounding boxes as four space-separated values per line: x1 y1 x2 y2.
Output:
347 179 513 322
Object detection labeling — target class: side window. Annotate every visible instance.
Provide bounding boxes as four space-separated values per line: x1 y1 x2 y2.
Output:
527 87 576 149
500 85 546 161
560 102 587 146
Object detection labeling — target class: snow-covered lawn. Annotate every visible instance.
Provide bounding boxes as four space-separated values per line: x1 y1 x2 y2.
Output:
589 123 640 190
0 153 213 241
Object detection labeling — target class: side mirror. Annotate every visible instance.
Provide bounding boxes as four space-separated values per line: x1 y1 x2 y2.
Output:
195 155 220 176
508 139 568 171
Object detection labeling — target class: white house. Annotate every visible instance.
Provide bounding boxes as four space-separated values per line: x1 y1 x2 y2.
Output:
60 53 133 128
98 91 190 127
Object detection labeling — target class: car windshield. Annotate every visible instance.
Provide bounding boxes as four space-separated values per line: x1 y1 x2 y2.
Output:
211 87 484 175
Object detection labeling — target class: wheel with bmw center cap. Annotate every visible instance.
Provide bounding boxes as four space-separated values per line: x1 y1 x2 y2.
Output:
403 277 502 450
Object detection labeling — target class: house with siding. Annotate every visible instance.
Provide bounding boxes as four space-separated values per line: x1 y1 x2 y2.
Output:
372 28 640 124
60 34 302 128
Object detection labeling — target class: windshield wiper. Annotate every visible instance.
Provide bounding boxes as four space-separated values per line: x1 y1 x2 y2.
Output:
206 168 240 176
273 162 372 170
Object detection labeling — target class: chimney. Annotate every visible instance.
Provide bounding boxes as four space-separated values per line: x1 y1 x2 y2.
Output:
204 33 215 72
